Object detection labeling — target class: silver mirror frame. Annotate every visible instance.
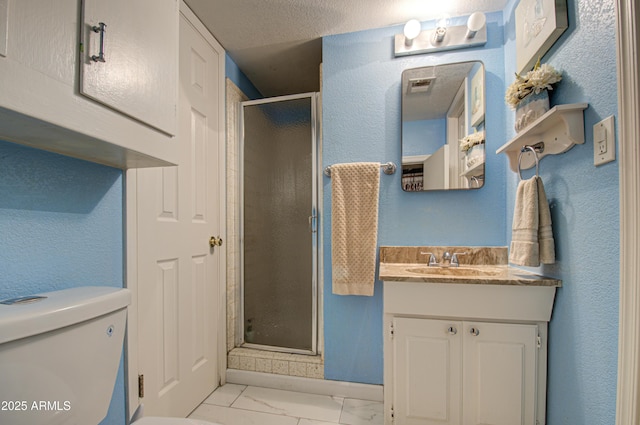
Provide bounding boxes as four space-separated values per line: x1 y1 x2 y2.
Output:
401 61 486 191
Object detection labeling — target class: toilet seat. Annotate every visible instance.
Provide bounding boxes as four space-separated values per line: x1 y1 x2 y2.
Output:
133 417 221 425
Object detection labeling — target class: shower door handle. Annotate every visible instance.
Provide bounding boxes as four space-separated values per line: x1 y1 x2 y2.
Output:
308 215 317 233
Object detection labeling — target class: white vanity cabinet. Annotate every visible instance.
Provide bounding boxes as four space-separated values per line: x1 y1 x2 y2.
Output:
0 0 179 168
391 317 539 425
384 281 554 425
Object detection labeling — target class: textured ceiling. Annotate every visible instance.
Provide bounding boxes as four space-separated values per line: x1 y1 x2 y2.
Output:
402 61 477 122
183 0 509 97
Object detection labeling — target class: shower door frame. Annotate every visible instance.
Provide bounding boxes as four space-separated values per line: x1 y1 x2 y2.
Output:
239 92 320 355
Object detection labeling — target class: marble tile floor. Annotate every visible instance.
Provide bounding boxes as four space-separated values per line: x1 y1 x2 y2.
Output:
188 384 383 425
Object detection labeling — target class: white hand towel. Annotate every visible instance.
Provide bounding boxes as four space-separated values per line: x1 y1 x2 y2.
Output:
509 176 555 266
537 177 556 264
331 162 380 296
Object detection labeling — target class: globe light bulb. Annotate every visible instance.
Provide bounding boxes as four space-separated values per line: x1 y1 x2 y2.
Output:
466 12 486 38
404 19 421 46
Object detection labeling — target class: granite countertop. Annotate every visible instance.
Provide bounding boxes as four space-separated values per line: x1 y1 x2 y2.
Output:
379 246 562 287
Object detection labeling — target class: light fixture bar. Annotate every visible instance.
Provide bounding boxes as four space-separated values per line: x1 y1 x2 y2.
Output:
394 14 487 57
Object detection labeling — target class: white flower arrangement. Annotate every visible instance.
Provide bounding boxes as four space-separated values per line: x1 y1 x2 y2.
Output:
505 59 562 109
460 130 485 153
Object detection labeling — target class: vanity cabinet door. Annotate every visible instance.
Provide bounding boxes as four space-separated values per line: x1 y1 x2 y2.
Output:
81 0 178 136
462 322 538 425
393 317 462 425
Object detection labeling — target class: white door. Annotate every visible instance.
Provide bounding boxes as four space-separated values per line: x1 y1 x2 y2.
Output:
136 4 225 417
80 0 178 135
445 81 466 189
463 322 538 425
394 317 462 425
422 145 450 190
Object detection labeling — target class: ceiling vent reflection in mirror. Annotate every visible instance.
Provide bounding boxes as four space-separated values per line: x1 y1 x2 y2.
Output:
408 77 436 94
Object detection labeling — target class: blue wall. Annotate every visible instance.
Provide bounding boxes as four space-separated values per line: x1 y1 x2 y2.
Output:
321 12 507 384
0 141 126 425
322 2 619 423
503 0 619 424
402 118 446 156
226 53 263 100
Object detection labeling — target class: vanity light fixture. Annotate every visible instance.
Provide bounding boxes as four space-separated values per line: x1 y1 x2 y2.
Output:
395 12 487 57
433 16 449 43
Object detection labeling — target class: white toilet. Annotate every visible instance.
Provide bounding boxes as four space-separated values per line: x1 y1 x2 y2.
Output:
0 286 219 425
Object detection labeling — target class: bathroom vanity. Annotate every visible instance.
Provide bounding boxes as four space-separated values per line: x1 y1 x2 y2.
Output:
379 246 561 425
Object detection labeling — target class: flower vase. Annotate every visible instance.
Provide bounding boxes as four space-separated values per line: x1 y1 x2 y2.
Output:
515 90 550 132
465 143 485 170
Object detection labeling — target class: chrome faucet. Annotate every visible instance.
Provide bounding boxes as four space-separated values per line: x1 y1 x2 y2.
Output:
448 252 466 267
420 252 439 266
420 251 466 267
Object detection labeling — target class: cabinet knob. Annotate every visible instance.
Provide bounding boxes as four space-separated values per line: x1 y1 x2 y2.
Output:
447 326 457 335
469 327 480 336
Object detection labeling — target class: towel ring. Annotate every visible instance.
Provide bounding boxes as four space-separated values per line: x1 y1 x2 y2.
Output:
518 145 540 180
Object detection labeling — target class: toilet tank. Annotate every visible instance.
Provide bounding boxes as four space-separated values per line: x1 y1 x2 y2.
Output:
0 286 131 425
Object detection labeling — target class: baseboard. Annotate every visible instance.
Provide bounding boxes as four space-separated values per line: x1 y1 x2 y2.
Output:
225 369 383 402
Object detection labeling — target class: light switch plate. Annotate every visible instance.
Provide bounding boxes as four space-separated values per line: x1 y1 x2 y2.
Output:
594 115 615 166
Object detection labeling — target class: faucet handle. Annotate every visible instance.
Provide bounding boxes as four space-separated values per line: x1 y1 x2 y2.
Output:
420 252 438 266
451 252 466 267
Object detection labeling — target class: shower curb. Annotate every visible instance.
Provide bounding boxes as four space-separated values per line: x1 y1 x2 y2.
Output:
226 369 383 401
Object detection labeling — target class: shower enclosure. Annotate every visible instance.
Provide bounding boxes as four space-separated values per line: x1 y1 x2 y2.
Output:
240 93 319 355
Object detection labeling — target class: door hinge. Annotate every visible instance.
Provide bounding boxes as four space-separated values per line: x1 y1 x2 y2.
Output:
537 335 542 349
391 405 395 423
390 323 395 339
138 374 145 398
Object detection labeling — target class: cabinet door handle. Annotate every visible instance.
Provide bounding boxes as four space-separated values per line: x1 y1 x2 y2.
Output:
447 326 457 335
469 327 480 336
91 22 107 62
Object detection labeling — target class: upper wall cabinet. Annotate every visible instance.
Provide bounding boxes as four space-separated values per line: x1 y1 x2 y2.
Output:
0 0 179 169
81 0 177 136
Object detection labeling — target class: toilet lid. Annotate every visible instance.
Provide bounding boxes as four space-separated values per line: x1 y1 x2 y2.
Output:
133 417 221 425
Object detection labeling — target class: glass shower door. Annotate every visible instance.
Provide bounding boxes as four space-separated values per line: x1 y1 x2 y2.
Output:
240 93 318 354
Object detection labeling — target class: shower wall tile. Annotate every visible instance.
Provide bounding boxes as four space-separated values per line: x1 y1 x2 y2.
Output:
290 361 307 377
226 78 247 353
307 363 324 379
228 348 324 379
239 356 257 371
228 355 240 369
272 360 290 375
256 358 273 373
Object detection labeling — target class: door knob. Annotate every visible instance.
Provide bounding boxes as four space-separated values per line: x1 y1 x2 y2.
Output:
209 236 223 248
447 326 457 335
469 327 480 336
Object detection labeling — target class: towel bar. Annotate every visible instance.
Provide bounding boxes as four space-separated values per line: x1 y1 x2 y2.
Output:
324 161 397 177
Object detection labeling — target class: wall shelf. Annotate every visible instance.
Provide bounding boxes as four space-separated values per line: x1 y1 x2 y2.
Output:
461 160 484 178
496 103 588 172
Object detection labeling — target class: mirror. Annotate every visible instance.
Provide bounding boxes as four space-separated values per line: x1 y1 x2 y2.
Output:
401 61 485 191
